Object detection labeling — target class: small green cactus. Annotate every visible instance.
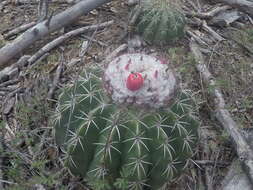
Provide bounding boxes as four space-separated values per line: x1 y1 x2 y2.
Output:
134 0 186 44
53 53 199 190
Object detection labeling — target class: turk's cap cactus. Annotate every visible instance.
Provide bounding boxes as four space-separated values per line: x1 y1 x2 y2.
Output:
53 51 199 190
133 0 186 44
103 53 178 108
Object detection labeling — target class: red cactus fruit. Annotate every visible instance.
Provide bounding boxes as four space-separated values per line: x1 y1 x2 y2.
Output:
126 72 144 91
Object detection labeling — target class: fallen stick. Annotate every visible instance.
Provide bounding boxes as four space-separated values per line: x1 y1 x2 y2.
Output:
0 0 111 69
2 22 36 39
0 79 19 88
190 41 253 187
194 160 230 167
214 0 253 17
27 20 113 65
81 34 107 47
0 55 30 83
185 5 230 19
186 30 208 47
11 0 73 5
2 22 112 84
202 21 225 42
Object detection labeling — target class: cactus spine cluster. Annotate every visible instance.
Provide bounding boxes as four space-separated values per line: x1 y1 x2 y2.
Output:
54 53 199 190
134 0 186 44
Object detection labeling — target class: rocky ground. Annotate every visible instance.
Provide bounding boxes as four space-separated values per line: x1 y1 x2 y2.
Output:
0 0 252 189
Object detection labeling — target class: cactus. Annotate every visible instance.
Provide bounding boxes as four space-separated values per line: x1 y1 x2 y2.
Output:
133 0 186 44
53 53 199 190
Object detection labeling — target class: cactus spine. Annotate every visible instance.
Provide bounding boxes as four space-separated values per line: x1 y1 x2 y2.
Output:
54 53 199 190
133 0 186 44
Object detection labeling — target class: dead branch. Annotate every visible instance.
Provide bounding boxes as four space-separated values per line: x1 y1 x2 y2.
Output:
66 58 81 68
209 10 242 27
185 5 230 19
3 22 36 40
0 55 30 83
0 65 18 83
0 79 19 88
186 30 208 47
194 160 230 167
29 52 49 68
202 21 225 41
0 0 112 69
214 0 253 17
27 20 113 65
190 41 253 187
81 35 107 47
11 0 71 5
1 21 111 84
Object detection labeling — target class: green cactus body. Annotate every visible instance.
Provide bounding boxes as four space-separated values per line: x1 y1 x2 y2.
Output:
134 0 186 44
54 53 199 190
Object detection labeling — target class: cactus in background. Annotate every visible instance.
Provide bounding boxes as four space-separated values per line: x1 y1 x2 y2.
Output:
133 0 186 44
53 53 199 190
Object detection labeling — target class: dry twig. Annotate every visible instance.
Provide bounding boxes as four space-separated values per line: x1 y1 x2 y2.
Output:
214 0 253 17
81 34 107 47
185 5 230 19
0 21 113 85
194 160 230 167
202 21 225 42
0 0 112 69
186 30 208 47
3 22 36 40
0 55 30 83
27 20 113 65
